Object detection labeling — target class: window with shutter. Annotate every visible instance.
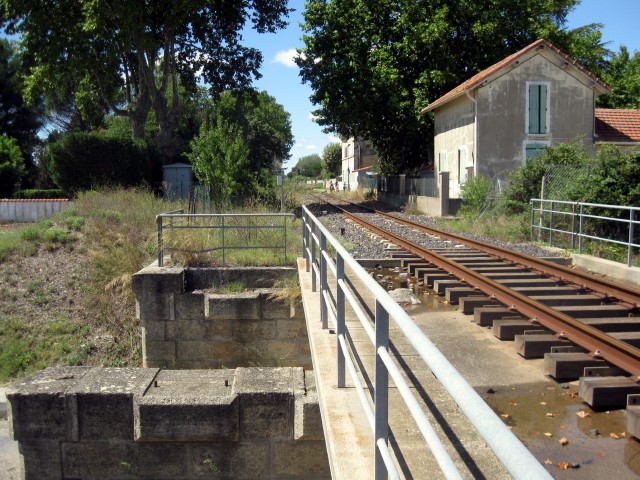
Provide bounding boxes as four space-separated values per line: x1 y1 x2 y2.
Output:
525 142 547 162
439 152 448 172
457 148 467 184
527 82 549 135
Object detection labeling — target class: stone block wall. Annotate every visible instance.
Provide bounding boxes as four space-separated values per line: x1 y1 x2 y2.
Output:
132 266 311 370
8 366 329 479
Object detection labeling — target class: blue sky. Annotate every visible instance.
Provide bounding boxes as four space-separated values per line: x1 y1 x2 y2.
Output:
244 0 640 172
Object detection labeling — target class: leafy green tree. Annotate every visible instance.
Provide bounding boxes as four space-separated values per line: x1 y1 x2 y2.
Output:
321 143 342 178
0 39 43 168
290 154 322 179
599 46 640 109
297 0 589 174
189 118 249 205
0 136 26 197
2 0 290 163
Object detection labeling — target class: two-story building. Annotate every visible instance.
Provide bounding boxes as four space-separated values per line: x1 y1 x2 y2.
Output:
421 39 613 200
341 137 379 190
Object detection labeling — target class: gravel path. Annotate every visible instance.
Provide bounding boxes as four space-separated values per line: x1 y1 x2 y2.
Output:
304 198 562 260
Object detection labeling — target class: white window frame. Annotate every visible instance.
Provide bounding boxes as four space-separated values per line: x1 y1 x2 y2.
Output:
438 150 448 173
525 81 551 137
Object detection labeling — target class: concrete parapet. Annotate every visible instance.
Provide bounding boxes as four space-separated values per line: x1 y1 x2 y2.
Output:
133 265 311 370
8 366 329 479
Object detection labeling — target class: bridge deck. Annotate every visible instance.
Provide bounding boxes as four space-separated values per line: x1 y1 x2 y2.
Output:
297 258 534 479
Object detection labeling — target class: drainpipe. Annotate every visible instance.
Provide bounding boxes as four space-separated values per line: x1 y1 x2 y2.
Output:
465 89 478 177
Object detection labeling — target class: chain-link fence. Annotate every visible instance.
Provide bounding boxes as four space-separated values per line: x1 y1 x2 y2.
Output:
540 163 595 201
378 175 438 197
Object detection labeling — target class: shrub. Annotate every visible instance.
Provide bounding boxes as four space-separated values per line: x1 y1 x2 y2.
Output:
0 136 25 197
459 175 493 217
49 132 158 195
14 189 65 199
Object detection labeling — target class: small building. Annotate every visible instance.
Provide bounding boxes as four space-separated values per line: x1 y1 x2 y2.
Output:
341 137 379 190
595 108 640 148
421 39 612 200
162 162 193 200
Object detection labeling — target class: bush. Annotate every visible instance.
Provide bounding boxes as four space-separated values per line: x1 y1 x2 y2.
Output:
14 188 65 199
0 136 25 197
49 132 158 195
459 175 493 217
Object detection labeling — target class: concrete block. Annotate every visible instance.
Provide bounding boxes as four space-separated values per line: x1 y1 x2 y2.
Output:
190 442 269 479
175 292 205 321
543 352 606 380
143 340 176 362
8 367 91 441
18 441 63 480
295 395 324 440
272 440 331 478
233 368 303 439
142 321 165 340
235 319 276 342
136 293 173 321
515 334 572 358
206 293 261 320
262 296 293 319
69 367 158 441
131 266 185 296
209 318 236 338
579 376 640 409
166 319 208 340
177 340 213 361
276 318 305 339
136 370 238 441
291 300 305 320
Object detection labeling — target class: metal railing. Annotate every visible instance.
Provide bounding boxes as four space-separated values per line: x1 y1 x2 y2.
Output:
302 205 551 480
530 199 640 266
157 210 295 267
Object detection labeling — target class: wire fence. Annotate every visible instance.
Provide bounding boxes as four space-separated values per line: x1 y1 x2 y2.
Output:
541 163 595 201
378 175 438 197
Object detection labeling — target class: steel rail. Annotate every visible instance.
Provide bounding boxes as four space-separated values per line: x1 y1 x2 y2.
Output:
317 195 640 377
326 195 640 307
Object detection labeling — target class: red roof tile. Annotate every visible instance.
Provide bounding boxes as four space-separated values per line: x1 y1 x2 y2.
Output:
422 39 611 113
595 108 640 143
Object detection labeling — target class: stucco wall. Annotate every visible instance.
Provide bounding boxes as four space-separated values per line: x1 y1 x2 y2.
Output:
433 95 475 199
476 52 596 181
0 199 71 222
8 366 329 479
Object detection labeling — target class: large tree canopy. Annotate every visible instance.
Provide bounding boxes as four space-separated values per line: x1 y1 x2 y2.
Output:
2 0 290 163
297 0 597 174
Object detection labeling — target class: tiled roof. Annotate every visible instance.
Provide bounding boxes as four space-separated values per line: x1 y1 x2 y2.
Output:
595 108 640 143
353 166 373 172
422 39 611 113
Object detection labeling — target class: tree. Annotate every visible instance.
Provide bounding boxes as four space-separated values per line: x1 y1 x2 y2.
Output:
2 0 290 164
599 46 640 109
0 136 25 197
0 39 43 165
188 89 293 200
321 143 342 178
297 0 588 174
290 154 322 179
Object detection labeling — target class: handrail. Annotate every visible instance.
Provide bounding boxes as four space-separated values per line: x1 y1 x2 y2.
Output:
302 205 551 480
156 211 295 267
531 199 640 266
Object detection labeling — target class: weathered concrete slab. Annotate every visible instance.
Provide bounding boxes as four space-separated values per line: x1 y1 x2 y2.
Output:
483 272 545 280
445 287 480 303
553 304 631 318
581 317 640 332
511 286 585 296
543 352 607 380
492 319 549 340
529 294 605 307
474 307 525 327
433 279 468 295
459 296 501 314
579 376 640 409
608 332 640 348
423 273 454 287
514 334 573 358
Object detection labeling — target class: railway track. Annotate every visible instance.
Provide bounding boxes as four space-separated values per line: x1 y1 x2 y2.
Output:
312 193 640 413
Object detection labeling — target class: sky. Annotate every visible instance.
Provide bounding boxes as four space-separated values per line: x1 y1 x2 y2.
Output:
243 0 640 173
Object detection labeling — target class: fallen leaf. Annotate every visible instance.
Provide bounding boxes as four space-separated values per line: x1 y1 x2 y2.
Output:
560 425 568 429
576 410 591 418
501 413 510 419
559 437 569 446
621 432 628 438
546 412 559 417
569 392 578 398
597 452 609 458
544 459 553 465
610 432 620 440
544 432 553 437
540 401 547 405
509 401 518 406
558 462 570 470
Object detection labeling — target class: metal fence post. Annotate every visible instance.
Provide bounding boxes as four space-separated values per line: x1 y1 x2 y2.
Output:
337 254 346 388
579 204 584 255
303 211 310 272
530 200 534 242
157 215 163 267
549 200 554 247
283 215 288 264
320 231 328 329
571 203 577 250
629 209 635 267
311 222 317 292
221 216 226 266
374 300 389 479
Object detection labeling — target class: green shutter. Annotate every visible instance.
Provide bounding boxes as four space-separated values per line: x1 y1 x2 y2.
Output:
539 84 548 133
528 84 539 134
525 143 546 162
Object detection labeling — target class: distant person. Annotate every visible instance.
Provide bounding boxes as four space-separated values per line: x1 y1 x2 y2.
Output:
335 181 340 192
329 180 334 192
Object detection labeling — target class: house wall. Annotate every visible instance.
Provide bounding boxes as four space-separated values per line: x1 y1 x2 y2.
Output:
476 53 596 183
433 96 476 199
342 137 379 189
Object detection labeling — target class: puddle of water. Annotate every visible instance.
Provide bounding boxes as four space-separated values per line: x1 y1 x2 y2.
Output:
483 383 639 478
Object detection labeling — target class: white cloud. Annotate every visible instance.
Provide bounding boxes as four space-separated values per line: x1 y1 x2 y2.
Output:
273 49 299 68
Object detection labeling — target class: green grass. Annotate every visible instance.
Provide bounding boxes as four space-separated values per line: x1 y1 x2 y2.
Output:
0 316 93 381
